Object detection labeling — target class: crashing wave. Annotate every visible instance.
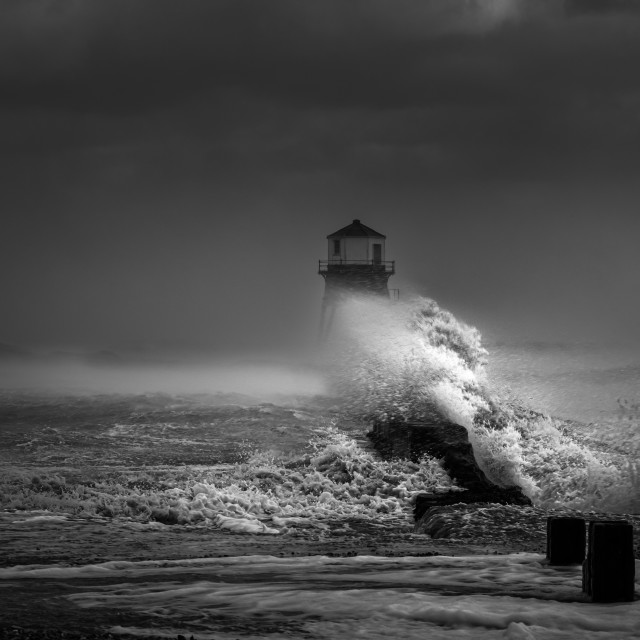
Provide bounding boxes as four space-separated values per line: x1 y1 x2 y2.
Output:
326 295 639 513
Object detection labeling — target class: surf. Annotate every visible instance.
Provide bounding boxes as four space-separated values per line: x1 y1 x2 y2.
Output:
323 294 640 514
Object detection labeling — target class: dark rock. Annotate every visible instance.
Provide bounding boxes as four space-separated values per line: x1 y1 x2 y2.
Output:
369 419 532 522
414 486 531 522
370 419 494 488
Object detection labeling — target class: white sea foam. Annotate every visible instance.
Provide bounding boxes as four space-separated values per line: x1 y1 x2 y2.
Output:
11 514 69 523
0 427 454 531
3 554 635 639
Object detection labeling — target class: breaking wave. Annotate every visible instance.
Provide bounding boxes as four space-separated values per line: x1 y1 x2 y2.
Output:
326 295 640 514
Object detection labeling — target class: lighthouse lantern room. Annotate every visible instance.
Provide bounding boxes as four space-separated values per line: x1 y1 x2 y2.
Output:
318 219 395 297
327 218 386 264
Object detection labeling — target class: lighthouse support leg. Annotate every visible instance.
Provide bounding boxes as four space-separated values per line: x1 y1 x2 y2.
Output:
318 300 337 344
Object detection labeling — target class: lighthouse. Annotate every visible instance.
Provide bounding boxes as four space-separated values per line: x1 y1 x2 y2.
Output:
318 219 396 340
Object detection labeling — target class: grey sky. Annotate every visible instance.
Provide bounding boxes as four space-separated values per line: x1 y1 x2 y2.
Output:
1 0 639 352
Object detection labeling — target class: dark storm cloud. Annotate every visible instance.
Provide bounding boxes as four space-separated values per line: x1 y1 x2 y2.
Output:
564 0 640 17
0 2 581 115
0 2 555 113
2 1 640 349
1 0 639 182
0 0 507 114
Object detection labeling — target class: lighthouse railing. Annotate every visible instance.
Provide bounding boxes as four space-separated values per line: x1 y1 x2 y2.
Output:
318 260 395 274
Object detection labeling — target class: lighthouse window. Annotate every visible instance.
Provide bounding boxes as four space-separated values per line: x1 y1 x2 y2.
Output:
333 240 340 256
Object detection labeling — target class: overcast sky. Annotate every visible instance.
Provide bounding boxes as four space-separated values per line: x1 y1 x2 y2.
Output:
1 0 640 353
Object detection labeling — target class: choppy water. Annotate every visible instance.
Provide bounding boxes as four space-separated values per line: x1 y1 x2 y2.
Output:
1 295 639 637
0 390 459 538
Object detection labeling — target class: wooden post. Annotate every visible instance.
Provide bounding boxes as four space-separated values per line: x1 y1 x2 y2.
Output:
583 520 623 595
584 521 635 602
546 516 586 565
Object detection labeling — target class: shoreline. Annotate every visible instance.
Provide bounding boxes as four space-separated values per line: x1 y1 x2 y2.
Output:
1 507 639 639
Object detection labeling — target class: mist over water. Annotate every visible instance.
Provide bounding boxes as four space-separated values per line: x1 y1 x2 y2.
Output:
486 341 640 424
0 354 326 401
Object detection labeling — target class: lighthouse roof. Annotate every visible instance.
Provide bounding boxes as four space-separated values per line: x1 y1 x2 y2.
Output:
327 219 386 239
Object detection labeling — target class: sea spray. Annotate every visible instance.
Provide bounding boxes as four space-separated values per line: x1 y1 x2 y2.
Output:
325 296 489 426
325 294 639 513
324 295 508 484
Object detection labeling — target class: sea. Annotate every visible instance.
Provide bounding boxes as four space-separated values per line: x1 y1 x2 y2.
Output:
0 296 638 639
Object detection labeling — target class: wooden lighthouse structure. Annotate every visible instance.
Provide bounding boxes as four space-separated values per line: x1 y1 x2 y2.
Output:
318 219 395 340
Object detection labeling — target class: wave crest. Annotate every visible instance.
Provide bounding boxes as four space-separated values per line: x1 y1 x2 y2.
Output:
327 295 640 513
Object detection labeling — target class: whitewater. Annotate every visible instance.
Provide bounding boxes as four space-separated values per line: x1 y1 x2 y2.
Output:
0 295 638 638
